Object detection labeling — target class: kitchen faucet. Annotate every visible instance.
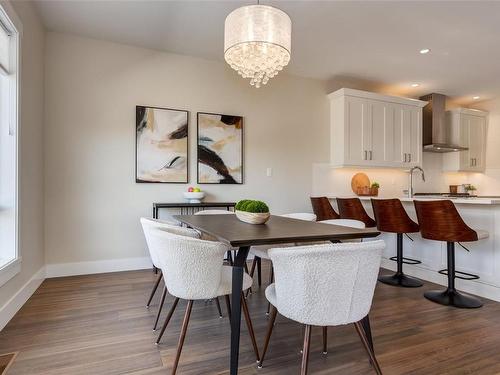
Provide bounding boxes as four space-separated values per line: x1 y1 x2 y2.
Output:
408 166 425 198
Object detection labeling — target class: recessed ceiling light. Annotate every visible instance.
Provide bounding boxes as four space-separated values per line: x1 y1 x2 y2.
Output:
420 48 430 54
473 96 480 100
411 83 420 87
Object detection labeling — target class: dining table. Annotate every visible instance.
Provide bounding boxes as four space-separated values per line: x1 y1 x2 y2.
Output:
174 213 381 375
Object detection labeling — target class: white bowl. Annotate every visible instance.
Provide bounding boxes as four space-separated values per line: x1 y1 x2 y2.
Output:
235 210 270 224
183 191 205 203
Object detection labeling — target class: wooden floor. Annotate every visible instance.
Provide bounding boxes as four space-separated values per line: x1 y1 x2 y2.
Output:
1 265 500 375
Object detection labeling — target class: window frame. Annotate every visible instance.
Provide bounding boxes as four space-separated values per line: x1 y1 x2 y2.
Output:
0 1 22 288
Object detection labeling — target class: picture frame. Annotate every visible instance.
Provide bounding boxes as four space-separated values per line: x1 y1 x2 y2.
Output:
197 112 243 184
136 105 189 183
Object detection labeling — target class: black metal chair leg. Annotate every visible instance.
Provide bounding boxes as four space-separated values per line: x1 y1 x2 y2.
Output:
246 258 258 297
146 272 163 308
215 297 223 318
156 297 179 344
322 327 328 354
300 325 312 375
257 257 262 287
258 304 277 368
224 294 232 322
153 285 167 330
241 292 260 362
171 300 193 375
244 262 253 295
266 266 274 315
354 321 383 375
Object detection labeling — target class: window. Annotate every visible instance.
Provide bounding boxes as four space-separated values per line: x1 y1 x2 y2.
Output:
0 4 19 287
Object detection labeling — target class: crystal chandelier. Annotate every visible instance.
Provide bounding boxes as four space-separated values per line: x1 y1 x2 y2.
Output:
224 4 292 88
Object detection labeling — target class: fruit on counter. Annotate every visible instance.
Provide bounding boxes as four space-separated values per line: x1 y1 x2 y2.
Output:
188 187 194 192
193 187 201 192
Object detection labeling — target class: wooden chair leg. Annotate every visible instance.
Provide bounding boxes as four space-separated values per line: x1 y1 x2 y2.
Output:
354 321 383 375
171 300 194 375
224 295 232 322
156 297 180 344
215 297 223 318
241 292 260 362
153 285 167 330
257 257 262 287
322 327 328 354
147 272 163 308
258 304 277 368
266 266 274 315
301 325 312 375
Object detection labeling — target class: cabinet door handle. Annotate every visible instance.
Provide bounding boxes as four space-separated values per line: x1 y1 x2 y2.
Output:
404 153 407 162
408 154 412 163
369 150 373 160
364 150 367 160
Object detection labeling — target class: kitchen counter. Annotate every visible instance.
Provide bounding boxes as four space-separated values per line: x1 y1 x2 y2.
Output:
355 196 500 205
327 196 500 302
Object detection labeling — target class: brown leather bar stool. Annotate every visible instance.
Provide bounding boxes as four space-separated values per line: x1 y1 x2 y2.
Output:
414 200 487 308
310 197 340 221
372 199 423 287
337 197 376 228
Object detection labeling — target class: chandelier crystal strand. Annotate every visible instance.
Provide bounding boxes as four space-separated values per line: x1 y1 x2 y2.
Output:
224 5 291 88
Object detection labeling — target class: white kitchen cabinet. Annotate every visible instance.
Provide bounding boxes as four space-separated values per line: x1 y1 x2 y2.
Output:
443 108 488 172
329 88 427 168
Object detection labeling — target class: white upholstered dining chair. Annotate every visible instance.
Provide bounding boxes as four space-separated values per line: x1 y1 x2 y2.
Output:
145 225 260 374
259 240 385 375
248 213 316 289
320 218 365 229
194 209 236 263
140 217 202 329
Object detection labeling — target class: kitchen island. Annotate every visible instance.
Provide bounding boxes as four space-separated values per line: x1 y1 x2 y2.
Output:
329 196 500 302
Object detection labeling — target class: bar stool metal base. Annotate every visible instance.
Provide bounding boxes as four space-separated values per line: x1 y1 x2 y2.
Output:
379 233 423 288
424 242 483 309
424 289 482 309
378 273 423 288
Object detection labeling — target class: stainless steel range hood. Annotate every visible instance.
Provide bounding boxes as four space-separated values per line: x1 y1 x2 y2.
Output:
420 93 468 153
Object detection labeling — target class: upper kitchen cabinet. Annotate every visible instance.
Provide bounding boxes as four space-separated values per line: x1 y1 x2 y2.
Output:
443 108 488 172
329 88 427 168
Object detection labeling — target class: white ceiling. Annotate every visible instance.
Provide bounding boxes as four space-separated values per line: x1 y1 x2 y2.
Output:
34 0 500 104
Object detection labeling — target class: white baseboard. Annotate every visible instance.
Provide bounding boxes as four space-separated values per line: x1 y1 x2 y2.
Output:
0 266 46 331
45 256 152 278
381 258 500 302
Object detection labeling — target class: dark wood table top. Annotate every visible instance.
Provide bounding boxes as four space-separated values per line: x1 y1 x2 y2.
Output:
154 202 236 208
174 214 380 247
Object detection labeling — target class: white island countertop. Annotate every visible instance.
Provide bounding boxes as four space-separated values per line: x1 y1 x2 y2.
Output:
330 196 500 205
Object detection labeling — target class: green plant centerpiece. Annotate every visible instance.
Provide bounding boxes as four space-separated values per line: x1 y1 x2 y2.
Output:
235 199 270 224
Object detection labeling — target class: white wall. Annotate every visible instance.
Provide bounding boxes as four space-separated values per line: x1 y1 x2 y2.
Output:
0 0 45 327
44 32 329 268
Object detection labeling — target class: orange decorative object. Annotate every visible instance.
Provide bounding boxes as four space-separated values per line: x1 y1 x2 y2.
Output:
351 173 376 196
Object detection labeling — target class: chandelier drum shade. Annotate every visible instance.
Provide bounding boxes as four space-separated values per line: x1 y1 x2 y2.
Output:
224 5 292 88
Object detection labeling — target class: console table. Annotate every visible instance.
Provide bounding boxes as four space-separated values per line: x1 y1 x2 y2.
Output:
152 202 236 218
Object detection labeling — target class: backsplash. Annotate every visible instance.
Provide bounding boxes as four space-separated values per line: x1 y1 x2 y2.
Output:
312 153 500 198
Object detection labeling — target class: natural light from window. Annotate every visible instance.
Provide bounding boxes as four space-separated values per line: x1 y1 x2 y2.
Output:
0 5 19 286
